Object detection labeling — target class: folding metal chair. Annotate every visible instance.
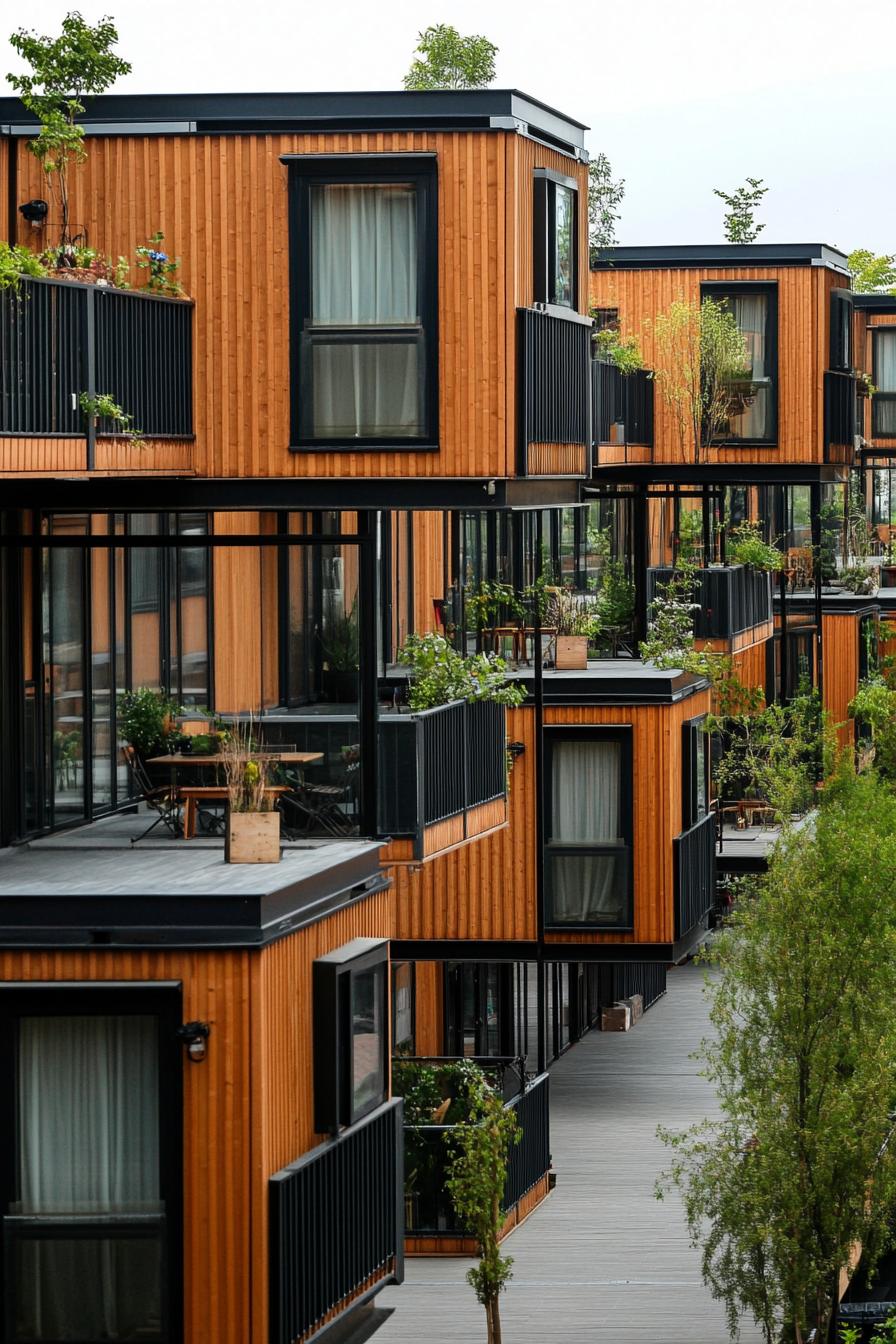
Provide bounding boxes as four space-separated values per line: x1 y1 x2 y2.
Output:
123 746 183 844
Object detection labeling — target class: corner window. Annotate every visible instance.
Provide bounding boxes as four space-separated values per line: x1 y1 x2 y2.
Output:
682 717 709 830
288 156 437 448
544 729 633 930
534 170 579 310
702 283 777 443
873 330 896 437
313 938 389 1133
830 289 853 372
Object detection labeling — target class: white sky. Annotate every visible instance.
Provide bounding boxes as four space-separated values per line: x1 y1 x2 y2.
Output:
5 0 895 254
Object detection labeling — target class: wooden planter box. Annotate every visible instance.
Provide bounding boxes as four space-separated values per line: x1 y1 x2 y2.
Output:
225 810 281 863
555 636 588 670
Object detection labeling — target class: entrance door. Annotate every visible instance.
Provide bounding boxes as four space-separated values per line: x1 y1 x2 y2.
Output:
444 964 514 1057
0 988 181 1342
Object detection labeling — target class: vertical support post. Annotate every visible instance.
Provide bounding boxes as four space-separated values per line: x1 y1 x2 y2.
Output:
84 286 97 471
534 510 547 1075
357 510 379 839
811 480 824 714
0 512 24 847
634 485 649 645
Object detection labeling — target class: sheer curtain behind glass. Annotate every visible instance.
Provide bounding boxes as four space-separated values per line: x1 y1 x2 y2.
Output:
310 182 422 438
15 1015 162 1341
729 295 770 439
549 739 624 923
877 332 896 436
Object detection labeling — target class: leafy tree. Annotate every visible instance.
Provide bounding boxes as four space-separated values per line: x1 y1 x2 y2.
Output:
403 24 497 91
399 632 526 709
444 1067 520 1344
659 768 896 1344
847 248 896 295
7 12 131 251
714 177 768 244
588 152 625 253
649 296 752 464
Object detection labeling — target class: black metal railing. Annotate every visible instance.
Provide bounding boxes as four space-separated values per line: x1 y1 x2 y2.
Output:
269 1099 404 1344
378 699 506 845
400 1070 550 1236
646 564 772 640
518 306 590 470
824 369 858 463
674 811 716 940
0 274 193 446
591 357 654 460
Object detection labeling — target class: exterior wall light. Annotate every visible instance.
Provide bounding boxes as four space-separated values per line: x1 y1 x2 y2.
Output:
19 199 48 226
508 741 526 758
176 1020 210 1062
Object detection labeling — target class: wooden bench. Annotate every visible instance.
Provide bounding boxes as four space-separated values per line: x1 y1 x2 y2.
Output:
180 786 290 839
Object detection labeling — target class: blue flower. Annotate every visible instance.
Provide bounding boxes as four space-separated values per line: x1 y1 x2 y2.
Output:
148 250 167 262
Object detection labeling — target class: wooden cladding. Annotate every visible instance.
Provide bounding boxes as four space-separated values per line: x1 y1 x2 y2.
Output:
11 129 588 480
822 611 861 751
590 264 849 465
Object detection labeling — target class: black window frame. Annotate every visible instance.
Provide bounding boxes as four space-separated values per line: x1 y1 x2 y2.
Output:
0 981 183 1344
682 715 709 830
287 154 439 452
533 168 579 311
872 328 896 438
701 281 779 446
313 938 389 1134
829 289 854 373
593 307 619 332
543 726 634 932
391 960 416 1055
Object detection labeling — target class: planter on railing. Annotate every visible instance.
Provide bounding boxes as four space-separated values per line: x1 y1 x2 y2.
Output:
517 306 591 477
674 810 716 940
401 1069 551 1239
269 1099 404 1344
0 274 193 448
647 564 772 641
377 699 506 847
591 358 654 462
824 369 859 464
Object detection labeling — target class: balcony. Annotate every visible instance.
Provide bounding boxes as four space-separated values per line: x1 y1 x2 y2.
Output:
824 370 859 465
517 307 591 478
397 1061 551 1253
0 274 193 469
591 357 654 467
647 564 773 651
378 699 507 859
269 1099 404 1344
674 811 716 940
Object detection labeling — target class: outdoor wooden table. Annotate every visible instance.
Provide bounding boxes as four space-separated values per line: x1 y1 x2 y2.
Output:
146 752 324 838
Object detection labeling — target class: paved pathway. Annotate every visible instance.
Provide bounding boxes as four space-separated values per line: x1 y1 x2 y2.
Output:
378 961 761 1343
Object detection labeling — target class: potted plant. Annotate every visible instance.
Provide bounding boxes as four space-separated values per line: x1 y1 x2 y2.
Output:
221 723 281 863
838 563 878 596
116 687 179 759
550 589 596 670
319 598 359 704
726 522 785 573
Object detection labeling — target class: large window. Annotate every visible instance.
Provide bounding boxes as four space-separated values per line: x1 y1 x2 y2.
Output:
534 170 578 309
289 157 437 448
313 939 389 1133
544 729 633 930
830 289 853 372
682 716 709 830
702 283 777 443
0 987 180 1343
873 329 896 437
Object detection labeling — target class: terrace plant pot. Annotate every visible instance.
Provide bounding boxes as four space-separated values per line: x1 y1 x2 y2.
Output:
555 635 588 670
225 810 281 863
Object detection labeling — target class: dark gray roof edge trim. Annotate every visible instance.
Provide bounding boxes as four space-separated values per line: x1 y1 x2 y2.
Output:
592 243 850 272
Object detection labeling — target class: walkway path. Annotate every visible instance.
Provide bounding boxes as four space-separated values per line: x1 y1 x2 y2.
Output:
377 961 761 1343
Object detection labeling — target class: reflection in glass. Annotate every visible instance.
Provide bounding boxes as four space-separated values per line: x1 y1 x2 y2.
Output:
48 538 86 821
553 185 574 308
351 967 385 1118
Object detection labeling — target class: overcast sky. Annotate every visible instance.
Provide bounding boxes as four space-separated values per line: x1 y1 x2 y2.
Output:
6 0 895 255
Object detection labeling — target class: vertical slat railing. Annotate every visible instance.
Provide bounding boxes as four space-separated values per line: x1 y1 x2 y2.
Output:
674 811 716 940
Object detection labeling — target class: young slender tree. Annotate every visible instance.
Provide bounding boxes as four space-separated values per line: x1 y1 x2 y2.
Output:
714 177 768 244
588 152 625 253
403 24 497 91
444 1067 520 1344
7 12 131 252
659 767 896 1344
848 248 896 295
649 296 751 463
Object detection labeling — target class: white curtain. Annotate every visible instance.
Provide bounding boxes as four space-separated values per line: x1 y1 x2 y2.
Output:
310 182 422 438
729 294 770 439
550 740 625 923
16 1015 162 1341
877 333 896 435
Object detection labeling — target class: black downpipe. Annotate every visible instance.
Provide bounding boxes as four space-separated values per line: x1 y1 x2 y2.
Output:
811 480 824 712
357 510 379 839
534 511 547 1075
634 485 649 645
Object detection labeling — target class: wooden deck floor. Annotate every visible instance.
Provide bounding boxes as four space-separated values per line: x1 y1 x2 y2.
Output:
378 962 761 1343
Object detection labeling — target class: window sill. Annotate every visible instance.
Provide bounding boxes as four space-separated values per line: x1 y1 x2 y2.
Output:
290 440 440 453
544 921 635 934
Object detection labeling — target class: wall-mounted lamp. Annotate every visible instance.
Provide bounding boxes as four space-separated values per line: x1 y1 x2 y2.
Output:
19 199 48 227
508 741 526 759
176 1020 210 1063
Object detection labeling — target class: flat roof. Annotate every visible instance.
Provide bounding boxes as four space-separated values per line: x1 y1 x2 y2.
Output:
0 826 388 949
592 243 851 274
0 88 588 157
855 293 896 312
